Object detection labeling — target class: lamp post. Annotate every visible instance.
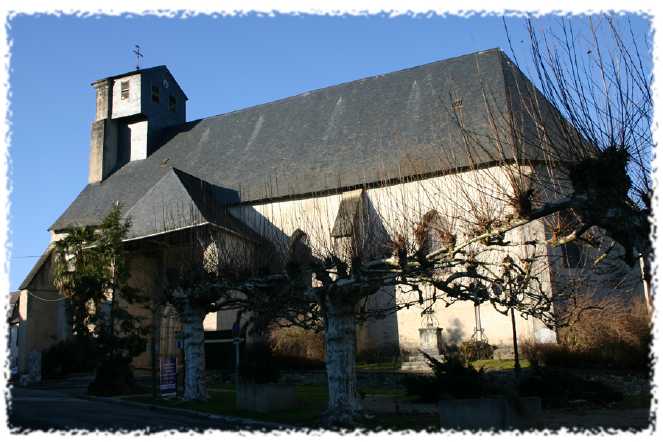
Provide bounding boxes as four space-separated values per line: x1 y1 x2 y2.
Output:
510 307 521 376
492 258 521 377
232 320 240 389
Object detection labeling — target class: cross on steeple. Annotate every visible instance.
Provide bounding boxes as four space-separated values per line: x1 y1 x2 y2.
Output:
133 45 143 70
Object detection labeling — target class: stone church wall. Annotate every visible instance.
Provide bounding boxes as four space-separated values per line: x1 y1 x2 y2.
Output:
231 164 557 358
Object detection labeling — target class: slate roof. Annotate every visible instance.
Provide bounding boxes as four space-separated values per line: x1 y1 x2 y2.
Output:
51 48 543 235
124 167 257 240
18 244 54 290
8 291 20 324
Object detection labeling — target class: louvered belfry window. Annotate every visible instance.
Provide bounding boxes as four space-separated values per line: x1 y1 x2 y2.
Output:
120 81 130 100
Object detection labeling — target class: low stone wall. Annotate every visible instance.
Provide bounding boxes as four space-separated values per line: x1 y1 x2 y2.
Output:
236 383 298 413
439 396 542 430
568 370 650 397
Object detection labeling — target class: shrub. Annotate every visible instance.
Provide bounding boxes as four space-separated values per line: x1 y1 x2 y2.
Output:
401 374 439 403
402 350 494 402
523 297 651 372
239 341 281 384
42 336 99 379
269 326 325 370
460 340 496 361
87 354 139 396
518 367 623 408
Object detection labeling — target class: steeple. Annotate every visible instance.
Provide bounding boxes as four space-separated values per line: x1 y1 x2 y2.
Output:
88 65 188 183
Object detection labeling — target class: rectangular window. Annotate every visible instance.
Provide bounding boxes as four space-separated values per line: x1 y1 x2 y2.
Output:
120 81 130 100
169 95 176 112
151 85 160 104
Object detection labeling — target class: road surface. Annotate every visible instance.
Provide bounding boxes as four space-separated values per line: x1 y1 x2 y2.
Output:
7 385 273 433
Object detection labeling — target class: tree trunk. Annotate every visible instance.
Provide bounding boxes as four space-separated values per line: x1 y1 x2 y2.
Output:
150 304 162 400
323 294 362 426
640 256 652 314
181 301 208 401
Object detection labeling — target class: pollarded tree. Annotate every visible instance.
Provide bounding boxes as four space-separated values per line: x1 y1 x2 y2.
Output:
498 16 652 274
162 187 567 425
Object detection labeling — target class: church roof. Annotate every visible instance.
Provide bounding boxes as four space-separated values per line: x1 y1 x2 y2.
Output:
51 48 543 235
124 167 257 240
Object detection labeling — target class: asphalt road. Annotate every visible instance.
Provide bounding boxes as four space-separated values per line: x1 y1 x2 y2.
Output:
7 385 273 434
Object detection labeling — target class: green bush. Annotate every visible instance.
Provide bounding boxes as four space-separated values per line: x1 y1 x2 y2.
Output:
518 367 623 408
87 354 138 396
460 340 496 361
42 337 99 379
239 341 281 384
401 350 494 402
401 374 439 403
522 340 650 372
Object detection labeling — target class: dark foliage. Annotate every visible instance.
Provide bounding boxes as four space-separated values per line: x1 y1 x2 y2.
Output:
401 350 492 402
87 354 141 396
460 340 496 362
272 353 326 370
518 367 623 408
239 342 281 384
41 336 99 379
569 146 631 208
52 205 148 394
269 326 326 370
401 375 440 403
524 297 653 373
522 339 650 372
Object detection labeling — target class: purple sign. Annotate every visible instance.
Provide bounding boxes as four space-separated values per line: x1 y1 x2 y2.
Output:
160 357 177 397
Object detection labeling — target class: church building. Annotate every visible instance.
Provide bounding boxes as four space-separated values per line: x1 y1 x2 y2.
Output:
16 48 642 374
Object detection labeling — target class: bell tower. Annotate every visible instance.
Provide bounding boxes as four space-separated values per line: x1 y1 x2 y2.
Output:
88 66 188 183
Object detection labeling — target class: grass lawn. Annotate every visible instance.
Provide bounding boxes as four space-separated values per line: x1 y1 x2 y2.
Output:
125 383 439 430
472 358 530 371
356 361 401 371
129 384 325 427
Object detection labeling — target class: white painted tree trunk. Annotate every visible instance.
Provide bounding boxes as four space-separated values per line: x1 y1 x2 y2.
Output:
323 295 362 425
181 301 208 401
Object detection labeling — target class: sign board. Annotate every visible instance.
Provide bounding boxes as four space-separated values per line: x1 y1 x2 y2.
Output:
160 357 177 397
232 322 240 337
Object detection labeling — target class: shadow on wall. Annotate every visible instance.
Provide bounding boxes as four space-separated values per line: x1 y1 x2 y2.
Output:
356 196 401 361
445 318 465 346
229 204 292 264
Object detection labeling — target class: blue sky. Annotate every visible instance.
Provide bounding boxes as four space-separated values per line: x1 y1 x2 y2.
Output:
7 13 652 290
